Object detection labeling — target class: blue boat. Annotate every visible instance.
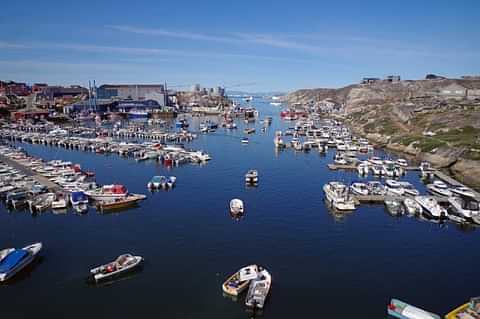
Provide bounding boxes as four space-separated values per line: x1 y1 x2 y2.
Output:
70 191 89 206
0 243 42 282
388 298 440 319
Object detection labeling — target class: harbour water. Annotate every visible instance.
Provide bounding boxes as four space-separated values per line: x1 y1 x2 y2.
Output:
0 99 478 318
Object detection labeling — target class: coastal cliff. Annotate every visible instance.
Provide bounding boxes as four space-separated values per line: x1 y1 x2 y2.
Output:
285 78 480 189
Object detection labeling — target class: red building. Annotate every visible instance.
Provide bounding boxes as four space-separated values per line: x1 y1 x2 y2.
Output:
12 107 49 121
0 81 30 96
32 83 48 93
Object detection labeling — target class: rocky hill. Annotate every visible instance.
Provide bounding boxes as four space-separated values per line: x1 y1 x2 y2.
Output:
286 77 480 189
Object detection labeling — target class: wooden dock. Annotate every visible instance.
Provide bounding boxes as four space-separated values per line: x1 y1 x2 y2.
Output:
0 154 62 192
353 194 449 205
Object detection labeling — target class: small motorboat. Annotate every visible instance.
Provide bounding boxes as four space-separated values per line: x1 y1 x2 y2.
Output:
147 176 164 189
403 197 423 215
166 176 176 188
415 196 447 220
96 194 146 212
426 180 452 197
398 182 420 196
384 198 404 216
52 192 68 209
367 181 387 195
396 158 408 167
89 254 143 283
445 297 480 319
450 186 476 198
350 182 369 196
387 298 440 319
0 242 42 282
241 137 249 144
357 161 369 175
230 198 244 214
245 170 258 184
222 264 258 296
448 196 480 221
70 190 89 206
371 165 384 176
245 267 271 309
385 179 405 196
323 182 356 211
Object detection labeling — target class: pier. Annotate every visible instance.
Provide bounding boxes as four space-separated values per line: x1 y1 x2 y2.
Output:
0 154 61 192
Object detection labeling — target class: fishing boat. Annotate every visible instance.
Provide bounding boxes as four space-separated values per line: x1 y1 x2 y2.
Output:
403 197 423 215
0 242 42 282
245 267 271 309
96 194 146 212
230 198 244 214
323 182 356 211
426 180 452 197
85 184 128 201
245 170 258 184
387 298 440 319
89 254 143 283
445 297 480 319
415 196 447 220
222 264 258 296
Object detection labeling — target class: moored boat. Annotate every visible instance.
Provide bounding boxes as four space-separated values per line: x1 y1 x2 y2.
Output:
426 180 452 197
230 198 244 214
415 196 447 220
245 170 258 184
323 182 356 211
0 242 42 282
245 267 272 309
222 264 258 296
445 297 480 319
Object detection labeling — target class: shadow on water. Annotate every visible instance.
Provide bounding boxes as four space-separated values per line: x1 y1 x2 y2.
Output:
0 256 44 286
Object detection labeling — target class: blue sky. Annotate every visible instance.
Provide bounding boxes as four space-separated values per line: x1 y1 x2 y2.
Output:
0 0 479 92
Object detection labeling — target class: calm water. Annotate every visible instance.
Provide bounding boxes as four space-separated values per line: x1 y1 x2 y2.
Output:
0 99 477 318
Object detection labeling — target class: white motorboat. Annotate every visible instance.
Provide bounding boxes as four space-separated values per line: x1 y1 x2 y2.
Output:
245 170 258 184
357 161 369 175
426 180 452 197
191 151 211 161
51 192 68 209
398 182 420 196
450 186 476 199
369 156 383 166
396 158 408 167
367 181 387 195
371 165 384 176
89 254 143 283
415 196 447 219
230 198 244 214
384 198 404 216
385 179 405 196
85 184 128 201
334 154 347 165
448 196 480 220
245 267 271 309
0 242 42 282
323 182 356 211
403 197 423 215
350 182 369 196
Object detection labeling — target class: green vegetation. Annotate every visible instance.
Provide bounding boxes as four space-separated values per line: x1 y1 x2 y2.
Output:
377 118 398 136
435 126 480 147
398 135 422 146
417 138 447 152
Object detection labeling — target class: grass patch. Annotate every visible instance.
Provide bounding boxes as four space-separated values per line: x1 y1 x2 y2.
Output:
398 135 422 146
417 138 447 152
435 126 480 147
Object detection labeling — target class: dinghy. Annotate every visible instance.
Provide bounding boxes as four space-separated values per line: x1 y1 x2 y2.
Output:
245 268 272 309
0 242 42 282
222 264 258 296
445 297 480 319
89 254 143 283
